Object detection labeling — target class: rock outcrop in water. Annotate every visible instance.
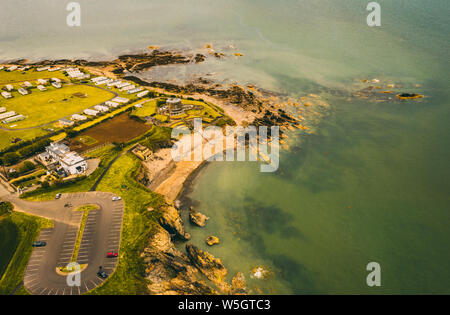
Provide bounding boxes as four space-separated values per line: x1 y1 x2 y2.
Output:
22 50 202 73
158 203 191 240
231 272 247 295
185 244 231 293
206 236 220 246
189 207 208 227
144 225 217 295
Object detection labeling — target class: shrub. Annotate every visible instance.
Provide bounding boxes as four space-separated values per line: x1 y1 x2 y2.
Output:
0 201 13 216
1 152 20 166
18 161 36 174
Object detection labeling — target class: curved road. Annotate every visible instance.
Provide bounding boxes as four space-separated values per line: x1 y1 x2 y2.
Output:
0 185 124 295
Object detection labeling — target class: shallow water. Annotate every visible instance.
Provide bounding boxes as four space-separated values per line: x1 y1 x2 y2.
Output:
1 0 449 293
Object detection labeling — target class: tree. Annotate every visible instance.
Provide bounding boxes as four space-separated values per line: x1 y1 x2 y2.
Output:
40 181 50 189
0 201 14 216
19 161 36 174
1 152 20 166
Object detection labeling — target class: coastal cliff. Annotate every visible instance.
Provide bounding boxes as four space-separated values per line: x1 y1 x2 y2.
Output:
143 222 245 295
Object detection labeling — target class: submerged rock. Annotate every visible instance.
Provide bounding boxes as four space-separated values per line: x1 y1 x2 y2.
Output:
396 93 424 100
206 236 220 246
250 266 272 279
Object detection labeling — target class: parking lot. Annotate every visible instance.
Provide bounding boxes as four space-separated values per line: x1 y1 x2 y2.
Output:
3 191 124 295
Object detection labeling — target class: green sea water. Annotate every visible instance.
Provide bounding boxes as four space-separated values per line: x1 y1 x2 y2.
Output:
1 0 448 294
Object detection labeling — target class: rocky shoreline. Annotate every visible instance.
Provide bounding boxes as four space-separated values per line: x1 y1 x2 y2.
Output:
143 201 247 295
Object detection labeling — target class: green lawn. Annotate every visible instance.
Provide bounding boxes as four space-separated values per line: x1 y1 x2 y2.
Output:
0 69 66 85
89 153 165 295
0 219 19 279
0 84 115 129
131 99 158 117
181 99 223 120
0 212 53 295
0 128 49 151
76 135 98 146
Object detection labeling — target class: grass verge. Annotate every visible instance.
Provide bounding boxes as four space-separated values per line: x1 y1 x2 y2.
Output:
71 204 99 262
0 211 53 295
88 153 166 295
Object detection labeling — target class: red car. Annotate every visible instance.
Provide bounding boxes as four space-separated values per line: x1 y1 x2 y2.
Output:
106 252 118 258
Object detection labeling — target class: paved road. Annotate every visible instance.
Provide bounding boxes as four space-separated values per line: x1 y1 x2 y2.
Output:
0 186 124 295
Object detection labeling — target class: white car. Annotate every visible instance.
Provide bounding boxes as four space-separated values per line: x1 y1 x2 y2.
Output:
112 196 122 201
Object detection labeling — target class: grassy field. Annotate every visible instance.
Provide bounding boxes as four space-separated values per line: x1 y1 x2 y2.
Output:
181 99 223 120
0 128 49 151
88 153 165 295
131 99 158 118
0 219 19 279
0 84 115 129
0 69 66 85
75 135 98 146
0 211 53 295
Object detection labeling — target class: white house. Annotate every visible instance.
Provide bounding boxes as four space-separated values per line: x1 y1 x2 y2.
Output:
66 68 90 79
91 76 107 83
60 152 88 175
107 80 122 87
0 107 6 113
84 109 99 116
1 92 12 99
3 114 25 124
105 101 120 108
137 90 150 98
37 79 48 85
95 79 112 86
36 66 50 72
128 87 143 94
111 97 129 104
37 85 47 91
71 114 87 121
7 66 18 72
22 81 32 87
18 88 28 95
120 85 135 92
0 66 4 71
0 111 16 120
52 82 62 89
94 105 109 112
116 82 131 89
45 142 87 175
51 78 61 83
5 84 14 91
59 118 74 127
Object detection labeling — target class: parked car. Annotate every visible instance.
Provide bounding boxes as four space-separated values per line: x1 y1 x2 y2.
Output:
112 196 122 201
55 193 62 199
97 270 108 279
32 241 46 247
106 252 118 258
